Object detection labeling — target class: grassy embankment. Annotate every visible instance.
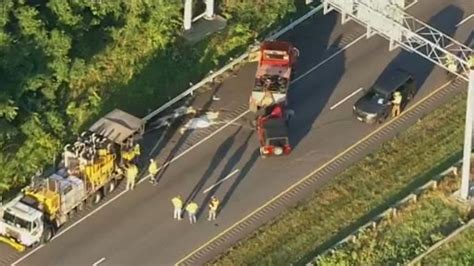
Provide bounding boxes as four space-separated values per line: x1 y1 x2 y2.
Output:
420 222 474 265
316 175 470 265
211 91 466 265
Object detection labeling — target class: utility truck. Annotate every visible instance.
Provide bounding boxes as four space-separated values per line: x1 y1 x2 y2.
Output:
256 103 292 157
0 109 144 251
249 41 299 113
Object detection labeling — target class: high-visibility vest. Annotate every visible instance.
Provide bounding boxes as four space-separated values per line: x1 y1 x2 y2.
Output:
134 144 141 156
126 165 138 180
148 161 159 175
469 55 474 69
185 202 198 214
209 199 220 211
392 94 402 105
172 197 183 209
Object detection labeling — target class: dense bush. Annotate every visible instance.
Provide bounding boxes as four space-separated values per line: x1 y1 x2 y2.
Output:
0 0 299 194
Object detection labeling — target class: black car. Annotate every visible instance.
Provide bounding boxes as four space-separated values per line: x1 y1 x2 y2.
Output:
353 70 416 124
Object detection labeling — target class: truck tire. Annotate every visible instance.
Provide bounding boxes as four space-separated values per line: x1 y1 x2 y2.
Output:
41 226 53 244
104 180 116 196
89 191 102 206
77 201 85 212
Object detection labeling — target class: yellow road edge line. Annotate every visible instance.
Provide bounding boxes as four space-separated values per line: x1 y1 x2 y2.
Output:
175 78 458 265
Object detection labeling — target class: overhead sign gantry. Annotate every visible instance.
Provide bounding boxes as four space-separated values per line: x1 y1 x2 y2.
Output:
322 0 473 199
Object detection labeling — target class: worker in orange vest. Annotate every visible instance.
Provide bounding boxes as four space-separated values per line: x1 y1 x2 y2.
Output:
208 196 220 221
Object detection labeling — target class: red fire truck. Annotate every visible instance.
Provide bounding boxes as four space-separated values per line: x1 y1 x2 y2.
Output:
251 41 298 157
249 41 299 113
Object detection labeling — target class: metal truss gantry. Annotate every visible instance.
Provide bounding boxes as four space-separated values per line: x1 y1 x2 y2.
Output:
323 0 473 199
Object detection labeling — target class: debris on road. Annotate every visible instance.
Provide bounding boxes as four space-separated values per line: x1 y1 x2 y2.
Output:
180 111 220 134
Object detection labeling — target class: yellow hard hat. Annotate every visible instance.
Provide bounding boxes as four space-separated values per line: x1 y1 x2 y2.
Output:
394 91 401 96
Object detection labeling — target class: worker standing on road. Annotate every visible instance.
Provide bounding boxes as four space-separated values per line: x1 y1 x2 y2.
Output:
185 201 199 224
125 163 139 191
208 196 220 221
148 158 159 184
391 91 403 118
133 143 141 164
444 53 457 77
171 195 183 220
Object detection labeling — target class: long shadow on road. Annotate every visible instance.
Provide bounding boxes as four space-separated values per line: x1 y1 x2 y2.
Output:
184 127 242 206
372 5 464 103
220 149 260 213
197 131 255 219
289 34 346 148
295 5 464 265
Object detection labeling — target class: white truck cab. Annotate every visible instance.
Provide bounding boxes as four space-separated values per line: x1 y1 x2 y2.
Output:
0 195 45 248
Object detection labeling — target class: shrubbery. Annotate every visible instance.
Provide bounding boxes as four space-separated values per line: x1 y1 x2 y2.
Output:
0 0 300 194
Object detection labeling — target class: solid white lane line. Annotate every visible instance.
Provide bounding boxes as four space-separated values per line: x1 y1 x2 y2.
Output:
292 35 365 84
456 14 473 27
93 257 106 266
12 27 367 266
203 169 240 194
405 0 418 9
137 111 248 186
11 245 45 266
330 87 364 110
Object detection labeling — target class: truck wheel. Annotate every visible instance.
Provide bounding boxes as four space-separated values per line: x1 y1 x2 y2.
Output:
41 227 53 244
90 191 102 206
67 208 76 220
77 201 85 212
104 180 116 196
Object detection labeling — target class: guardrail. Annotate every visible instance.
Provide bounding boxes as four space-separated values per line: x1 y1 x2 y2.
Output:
308 158 464 265
142 3 324 122
407 219 474 265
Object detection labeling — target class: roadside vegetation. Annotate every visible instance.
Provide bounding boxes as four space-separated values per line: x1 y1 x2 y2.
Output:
0 0 308 195
211 92 466 265
420 223 474 265
316 175 470 265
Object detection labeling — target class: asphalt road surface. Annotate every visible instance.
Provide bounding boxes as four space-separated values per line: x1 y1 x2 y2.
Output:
2 0 472 265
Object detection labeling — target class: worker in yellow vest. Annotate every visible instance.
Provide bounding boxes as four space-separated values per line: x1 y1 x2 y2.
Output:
171 195 183 220
133 143 141 163
444 53 457 76
148 159 159 184
391 91 403 118
185 201 199 224
125 163 138 191
208 196 220 221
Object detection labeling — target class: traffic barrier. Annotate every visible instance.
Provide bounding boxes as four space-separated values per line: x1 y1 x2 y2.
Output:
142 3 324 122
309 159 463 265
407 219 474 265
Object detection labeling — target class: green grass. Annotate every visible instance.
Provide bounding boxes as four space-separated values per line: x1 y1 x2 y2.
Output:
210 92 466 265
421 223 474 266
316 178 469 265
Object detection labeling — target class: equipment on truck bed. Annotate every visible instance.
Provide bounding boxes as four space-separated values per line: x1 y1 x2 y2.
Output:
89 109 145 164
0 109 144 251
249 41 298 113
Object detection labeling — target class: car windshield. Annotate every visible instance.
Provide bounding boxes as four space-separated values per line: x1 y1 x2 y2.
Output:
268 138 288 147
2 211 32 231
366 89 387 105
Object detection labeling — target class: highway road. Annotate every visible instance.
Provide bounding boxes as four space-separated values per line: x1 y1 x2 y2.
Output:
1 0 472 265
